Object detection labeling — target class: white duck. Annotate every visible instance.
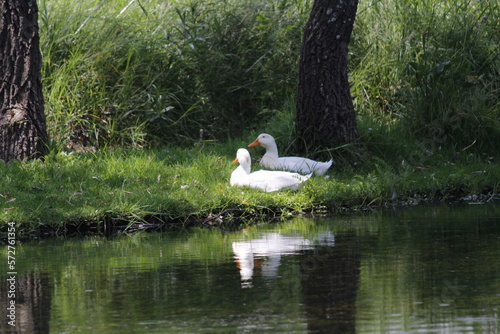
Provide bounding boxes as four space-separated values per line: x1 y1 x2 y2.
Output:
248 133 333 176
230 148 311 192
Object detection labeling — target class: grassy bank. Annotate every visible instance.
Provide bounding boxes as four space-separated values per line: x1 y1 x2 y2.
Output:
1 0 499 238
1 126 499 239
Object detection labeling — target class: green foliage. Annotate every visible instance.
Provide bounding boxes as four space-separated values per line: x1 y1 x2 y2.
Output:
4 0 499 236
39 0 499 156
39 0 309 149
352 0 500 155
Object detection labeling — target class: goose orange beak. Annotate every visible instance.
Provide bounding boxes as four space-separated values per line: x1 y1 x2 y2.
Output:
232 158 239 163
248 139 260 147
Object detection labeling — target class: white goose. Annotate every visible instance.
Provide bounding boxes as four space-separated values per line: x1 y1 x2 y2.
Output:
230 148 311 192
248 133 333 176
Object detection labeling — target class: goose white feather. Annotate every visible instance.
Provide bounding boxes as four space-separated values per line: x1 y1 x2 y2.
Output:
230 148 311 192
248 133 332 176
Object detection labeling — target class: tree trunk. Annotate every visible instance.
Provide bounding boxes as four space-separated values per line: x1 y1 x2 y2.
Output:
0 0 47 162
296 0 359 155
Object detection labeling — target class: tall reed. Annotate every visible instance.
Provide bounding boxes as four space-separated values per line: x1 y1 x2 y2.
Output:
39 0 310 149
39 0 499 156
351 0 500 157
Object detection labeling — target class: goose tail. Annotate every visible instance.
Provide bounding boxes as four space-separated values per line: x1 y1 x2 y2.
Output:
315 160 333 176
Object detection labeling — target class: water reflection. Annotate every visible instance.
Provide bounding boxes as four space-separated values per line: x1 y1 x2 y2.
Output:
356 204 500 334
232 232 335 287
1 204 499 333
0 272 52 334
301 232 367 334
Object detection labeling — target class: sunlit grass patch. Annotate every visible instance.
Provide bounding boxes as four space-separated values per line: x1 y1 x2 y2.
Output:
1 144 500 238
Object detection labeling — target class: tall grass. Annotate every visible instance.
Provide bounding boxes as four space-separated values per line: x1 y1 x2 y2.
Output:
351 0 500 159
39 0 310 149
39 0 499 158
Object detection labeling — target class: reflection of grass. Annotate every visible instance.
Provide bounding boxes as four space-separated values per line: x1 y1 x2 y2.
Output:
357 204 500 333
1 140 499 238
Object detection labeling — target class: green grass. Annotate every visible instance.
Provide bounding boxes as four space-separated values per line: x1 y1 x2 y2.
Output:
352 0 500 152
39 0 309 149
2 127 499 239
38 0 499 153
1 0 499 238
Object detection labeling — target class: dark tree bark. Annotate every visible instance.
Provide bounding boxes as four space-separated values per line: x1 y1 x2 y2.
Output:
0 0 47 162
296 0 359 155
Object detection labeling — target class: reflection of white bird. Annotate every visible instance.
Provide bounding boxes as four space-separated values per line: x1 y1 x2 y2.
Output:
232 232 335 287
232 233 312 286
230 148 311 192
248 133 333 176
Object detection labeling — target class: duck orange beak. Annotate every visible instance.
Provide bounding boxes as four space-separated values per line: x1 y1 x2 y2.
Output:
248 139 260 147
232 158 239 163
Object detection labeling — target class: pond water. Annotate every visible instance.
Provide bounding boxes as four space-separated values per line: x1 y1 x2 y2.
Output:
1 203 499 333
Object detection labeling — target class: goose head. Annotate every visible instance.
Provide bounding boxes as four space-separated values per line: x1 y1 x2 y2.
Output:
232 148 252 174
248 133 276 149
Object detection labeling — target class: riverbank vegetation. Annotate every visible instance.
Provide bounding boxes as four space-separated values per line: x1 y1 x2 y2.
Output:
1 0 499 238
2 131 499 239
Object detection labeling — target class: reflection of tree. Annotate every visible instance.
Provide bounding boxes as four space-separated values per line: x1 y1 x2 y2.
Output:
300 233 364 333
0 272 52 334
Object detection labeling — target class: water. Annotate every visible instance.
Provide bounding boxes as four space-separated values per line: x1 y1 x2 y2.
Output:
1 203 499 333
